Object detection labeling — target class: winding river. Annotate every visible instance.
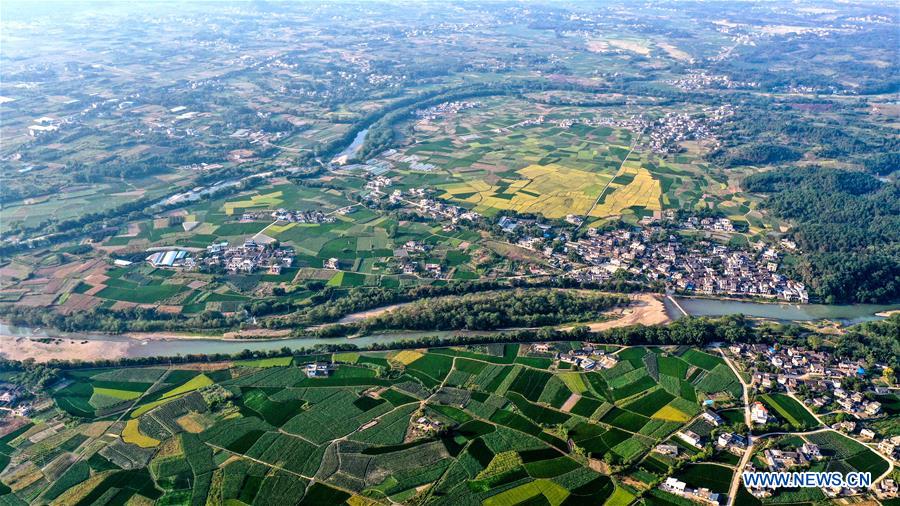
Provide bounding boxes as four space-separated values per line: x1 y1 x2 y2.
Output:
1 295 897 361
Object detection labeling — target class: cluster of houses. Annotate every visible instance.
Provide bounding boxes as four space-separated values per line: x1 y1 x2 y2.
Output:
665 71 756 91
556 347 619 370
729 343 885 419
390 240 446 278
875 478 899 500
229 128 288 146
475 210 809 302
683 216 736 233
725 342 900 498
0 384 30 416
364 175 393 196
204 239 294 274
875 435 900 462
414 416 443 432
716 432 748 455
395 260 445 279
27 116 66 137
762 443 823 470
304 362 331 378
524 343 620 371
833 420 899 459
645 106 733 154
238 208 335 225
414 100 481 120
658 410 746 456
661 477 723 505
744 437 883 499
566 225 809 301
386 188 481 225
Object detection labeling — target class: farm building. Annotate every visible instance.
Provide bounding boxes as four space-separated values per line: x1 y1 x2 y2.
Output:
146 249 191 268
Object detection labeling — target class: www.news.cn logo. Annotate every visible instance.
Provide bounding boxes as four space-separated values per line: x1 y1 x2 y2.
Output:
742 472 872 489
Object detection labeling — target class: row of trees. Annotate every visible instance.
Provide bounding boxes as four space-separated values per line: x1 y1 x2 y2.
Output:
0 279 618 334
315 290 627 336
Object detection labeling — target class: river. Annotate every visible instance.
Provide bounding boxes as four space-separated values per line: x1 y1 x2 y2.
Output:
332 128 368 163
0 323 474 361
663 296 899 325
1 296 896 361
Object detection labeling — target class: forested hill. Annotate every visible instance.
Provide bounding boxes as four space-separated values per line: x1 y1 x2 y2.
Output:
744 167 899 303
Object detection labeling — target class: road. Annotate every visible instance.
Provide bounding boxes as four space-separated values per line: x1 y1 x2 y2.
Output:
715 346 753 506
578 131 643 230
716 345 896 504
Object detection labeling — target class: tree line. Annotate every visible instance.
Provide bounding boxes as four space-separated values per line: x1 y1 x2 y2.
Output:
312 289 628 336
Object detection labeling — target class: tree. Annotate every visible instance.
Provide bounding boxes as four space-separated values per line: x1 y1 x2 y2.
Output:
884 366 896 386
806 335 822 351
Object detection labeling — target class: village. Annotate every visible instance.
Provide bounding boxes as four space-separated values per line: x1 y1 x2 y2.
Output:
728 342 895 439
240 208 336 225
351 169 812 301
724 342 898 501
202 239 294 275
501 212 810 302
567 222 808 302
491 339 900 505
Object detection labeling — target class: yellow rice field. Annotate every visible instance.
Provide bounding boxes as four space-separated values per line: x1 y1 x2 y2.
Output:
589 165 662 219
440 163 612 218
122 419 160 448
391 350 424 365
650 404 692 422
223 191 284 215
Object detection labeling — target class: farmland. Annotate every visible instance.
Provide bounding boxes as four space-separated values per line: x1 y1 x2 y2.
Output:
4 0 897 340
409 96 729 225
757 393 820 430
0 343 757 505
1 1 899 505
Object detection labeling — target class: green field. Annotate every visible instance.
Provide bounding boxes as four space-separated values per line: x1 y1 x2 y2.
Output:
758 393 820 429
24 345 760 505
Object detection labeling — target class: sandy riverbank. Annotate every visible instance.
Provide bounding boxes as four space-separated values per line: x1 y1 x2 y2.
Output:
0 293 672 363
336 303 409 323
0 335 131 363
558 293 670 332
